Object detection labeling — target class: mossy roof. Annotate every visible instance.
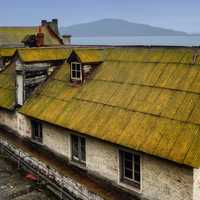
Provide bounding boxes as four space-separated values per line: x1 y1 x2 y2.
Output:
0 26 61 46
0 47 73 110
17 48 72 63
0 48 16 57
0 63 16 110
20 47 200 168
74 49 107 63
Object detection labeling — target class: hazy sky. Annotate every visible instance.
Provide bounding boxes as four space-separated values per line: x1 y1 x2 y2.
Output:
0 0 199 33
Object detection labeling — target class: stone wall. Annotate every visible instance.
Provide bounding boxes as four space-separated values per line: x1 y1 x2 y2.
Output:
0 109 31 137
43 124 70 158
142 154 193 200
193 168 200 200
86 137 119 183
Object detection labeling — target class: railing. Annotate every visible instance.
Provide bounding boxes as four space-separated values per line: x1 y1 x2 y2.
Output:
0 137 101 200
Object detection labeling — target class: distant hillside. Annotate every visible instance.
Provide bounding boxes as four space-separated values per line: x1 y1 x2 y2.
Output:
60 19 188 37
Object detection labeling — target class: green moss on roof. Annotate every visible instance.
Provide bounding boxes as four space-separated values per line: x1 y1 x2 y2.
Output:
19 47 200 167
74 49 107 63
0 63 16 110
0 48 16 57
0 27 36 45
17 48 72 63
107 47 197 64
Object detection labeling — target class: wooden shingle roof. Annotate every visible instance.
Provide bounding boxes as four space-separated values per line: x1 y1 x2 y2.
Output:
20 47 200 168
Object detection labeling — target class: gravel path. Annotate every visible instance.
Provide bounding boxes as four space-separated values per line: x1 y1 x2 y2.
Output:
0 155 57 200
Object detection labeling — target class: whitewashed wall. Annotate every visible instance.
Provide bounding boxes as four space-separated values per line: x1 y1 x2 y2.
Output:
193 168 200 200
0 109 31 137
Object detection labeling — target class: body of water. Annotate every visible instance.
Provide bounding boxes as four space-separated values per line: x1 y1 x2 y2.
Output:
71 36 200 46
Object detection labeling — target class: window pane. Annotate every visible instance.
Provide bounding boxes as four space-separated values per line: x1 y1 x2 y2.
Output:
77 71 81 78
134 172 140 182
72 135 79 158
135 163 140 173
80 137 86 161
81 138 85 148
125 169 133 179
134 154 140 183
124 152 133 161
81 148 86 161
39 124 42 138
134 154 140 174
72 64 76 70
72 71 76 78
35 125 39 137
134 154 140 163
73 150 79 159
76 64 81 70
125 160 133 170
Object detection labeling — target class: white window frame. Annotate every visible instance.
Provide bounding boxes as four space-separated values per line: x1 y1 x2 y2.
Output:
71 62 82 81
71 134 86 164
119 150 141 189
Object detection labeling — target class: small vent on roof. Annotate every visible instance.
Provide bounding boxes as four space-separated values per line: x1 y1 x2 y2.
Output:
192 53 198 64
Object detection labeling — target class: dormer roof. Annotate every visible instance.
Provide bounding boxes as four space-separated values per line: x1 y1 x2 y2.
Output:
68 49 106 64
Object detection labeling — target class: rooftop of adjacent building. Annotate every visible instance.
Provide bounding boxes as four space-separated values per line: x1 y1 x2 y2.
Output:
0 19 65 47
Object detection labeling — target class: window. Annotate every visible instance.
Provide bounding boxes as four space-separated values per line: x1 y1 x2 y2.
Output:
71 62 82 81
120 150 141 189
71 135 86 164
31 121 43 143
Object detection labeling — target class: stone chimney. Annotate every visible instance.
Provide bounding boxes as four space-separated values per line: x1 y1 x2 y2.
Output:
49 19 59 35
62 35 71 45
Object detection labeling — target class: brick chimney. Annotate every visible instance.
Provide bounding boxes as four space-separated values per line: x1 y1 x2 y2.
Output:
36 26 44 47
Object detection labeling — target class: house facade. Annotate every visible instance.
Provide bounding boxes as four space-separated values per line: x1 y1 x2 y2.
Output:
0 46 200 200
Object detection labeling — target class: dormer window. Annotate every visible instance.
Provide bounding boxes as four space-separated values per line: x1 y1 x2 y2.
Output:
71 62 82 81
67 50 103 84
